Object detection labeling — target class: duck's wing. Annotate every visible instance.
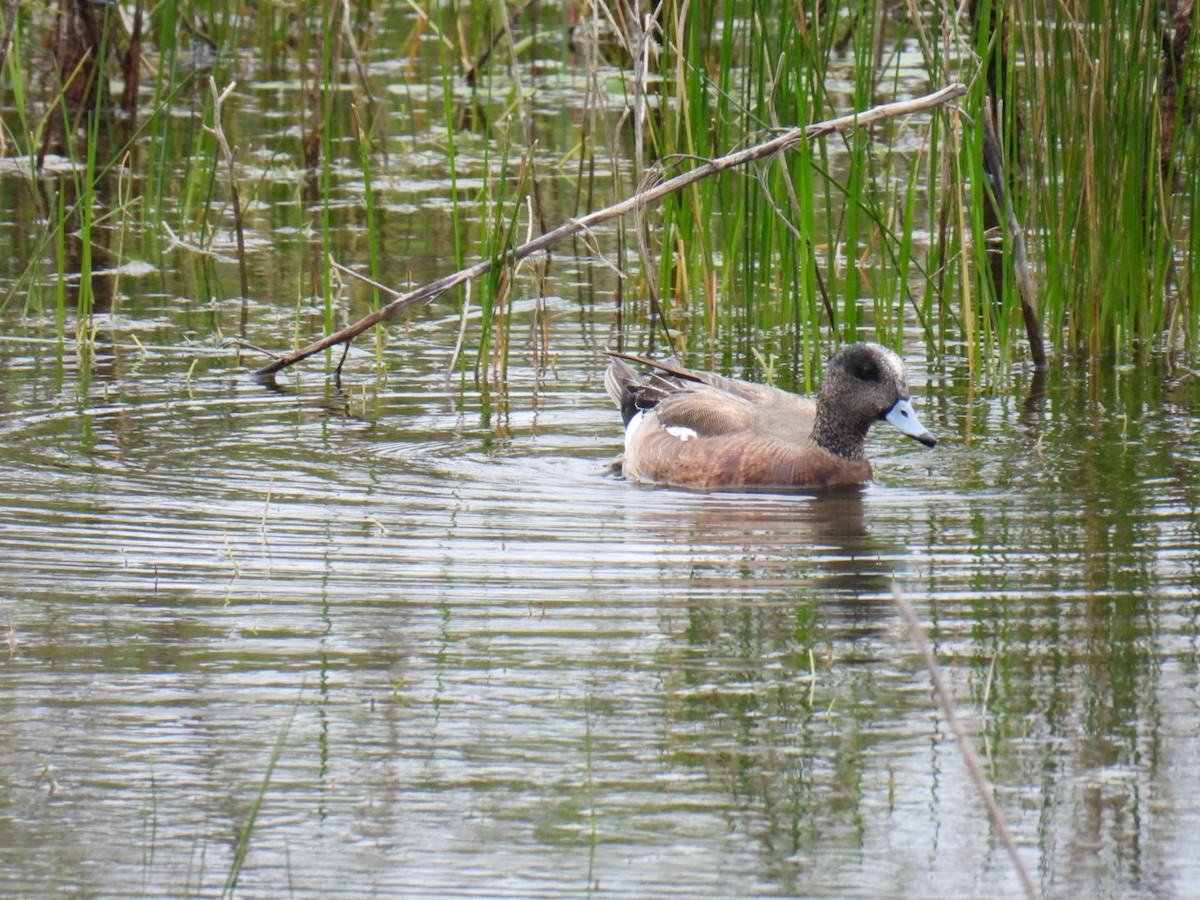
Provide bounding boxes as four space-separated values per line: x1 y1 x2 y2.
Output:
606 351 771 401
652 383 759 436
606 354 758 433
605 352 816 440
664 377 818 444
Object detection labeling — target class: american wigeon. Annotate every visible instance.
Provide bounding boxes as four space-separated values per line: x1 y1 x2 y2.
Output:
604 342 936 490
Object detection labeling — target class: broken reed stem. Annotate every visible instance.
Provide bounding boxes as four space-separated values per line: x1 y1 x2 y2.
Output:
890 582 1040 900
980 104 1046 370
0 0 20 77
463 0 539 86
207 78 250 301
251 83 967 378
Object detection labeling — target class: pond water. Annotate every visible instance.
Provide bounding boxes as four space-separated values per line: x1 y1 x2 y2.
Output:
2 6 1200 899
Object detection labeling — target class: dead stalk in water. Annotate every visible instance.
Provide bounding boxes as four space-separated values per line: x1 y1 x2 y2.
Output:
206 78 250 301
980 104 1045 369
248 84 967 379
223 531 241 578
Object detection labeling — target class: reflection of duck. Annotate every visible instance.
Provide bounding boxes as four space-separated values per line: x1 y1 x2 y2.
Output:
619 486 902 624
604 344 936 491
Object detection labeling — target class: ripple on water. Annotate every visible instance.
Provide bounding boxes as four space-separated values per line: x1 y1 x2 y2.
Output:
2 316 1200 900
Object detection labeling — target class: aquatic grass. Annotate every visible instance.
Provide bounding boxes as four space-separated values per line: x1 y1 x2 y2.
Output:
220 701 298 899
352 97 390 367
54 184 67 340
319 1 338 344
1000 3 1198 361
139 759 159 893
644 0 1200 372
476 130 530 381
252 85 966 377
74 108 101 329
7 0 1200 377
178 94 221 246
1 4 31 160
1 51 197 322
206 79 250 300
433 8 468 348
352 100 381 308
647 0 926 382
481 10 538 383
145 0 184 240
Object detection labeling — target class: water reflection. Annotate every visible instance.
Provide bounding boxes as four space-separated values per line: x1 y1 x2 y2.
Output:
626 486 896 601
0 313 1198 897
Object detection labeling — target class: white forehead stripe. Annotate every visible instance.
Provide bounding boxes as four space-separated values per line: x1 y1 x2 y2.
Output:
880 347 907 383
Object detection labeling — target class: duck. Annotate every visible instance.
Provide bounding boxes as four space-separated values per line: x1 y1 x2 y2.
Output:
603 342 936 491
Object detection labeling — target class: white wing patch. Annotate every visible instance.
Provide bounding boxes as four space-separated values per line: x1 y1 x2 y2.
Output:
625 411 697 453
664 425 698 442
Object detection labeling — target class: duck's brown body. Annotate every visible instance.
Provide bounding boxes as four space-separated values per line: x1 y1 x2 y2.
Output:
605 343 935 492
622 423 872 490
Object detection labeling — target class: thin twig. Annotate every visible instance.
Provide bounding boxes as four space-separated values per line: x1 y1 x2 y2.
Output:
446 279 473 377
891 582 1039 900
330 258 404 297
251 83 967 379
220 338 280 360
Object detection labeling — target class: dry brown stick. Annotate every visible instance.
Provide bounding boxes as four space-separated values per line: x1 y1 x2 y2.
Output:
253 82 967 379
891 583 1040 900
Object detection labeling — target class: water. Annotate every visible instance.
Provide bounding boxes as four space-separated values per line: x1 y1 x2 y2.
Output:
3 7 1200 898
2 299 1198 898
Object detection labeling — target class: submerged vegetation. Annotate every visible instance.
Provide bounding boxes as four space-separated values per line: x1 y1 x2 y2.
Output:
0 1 1197 385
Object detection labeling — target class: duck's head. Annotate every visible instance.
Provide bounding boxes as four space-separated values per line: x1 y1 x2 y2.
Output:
816 343 937 456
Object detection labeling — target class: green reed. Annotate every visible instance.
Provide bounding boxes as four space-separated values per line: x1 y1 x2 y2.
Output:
2 6 31 165
648 0 918 388
220 701 297 899
438 14 468 371
960 1 1199 364
648 1 1197 374
319 1 338 343
54 185 67 338
145 0 181 239
5 0 1198 381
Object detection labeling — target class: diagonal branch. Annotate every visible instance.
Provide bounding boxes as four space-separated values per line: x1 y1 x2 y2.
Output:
252 83 967 379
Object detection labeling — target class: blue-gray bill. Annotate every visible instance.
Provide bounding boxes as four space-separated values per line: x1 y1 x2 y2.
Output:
884 398 937 447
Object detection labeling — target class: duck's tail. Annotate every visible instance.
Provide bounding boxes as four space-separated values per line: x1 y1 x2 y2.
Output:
605 351 699 426
603 356 645 427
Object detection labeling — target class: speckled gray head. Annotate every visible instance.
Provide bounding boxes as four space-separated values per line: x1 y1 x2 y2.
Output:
814 343 936 457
